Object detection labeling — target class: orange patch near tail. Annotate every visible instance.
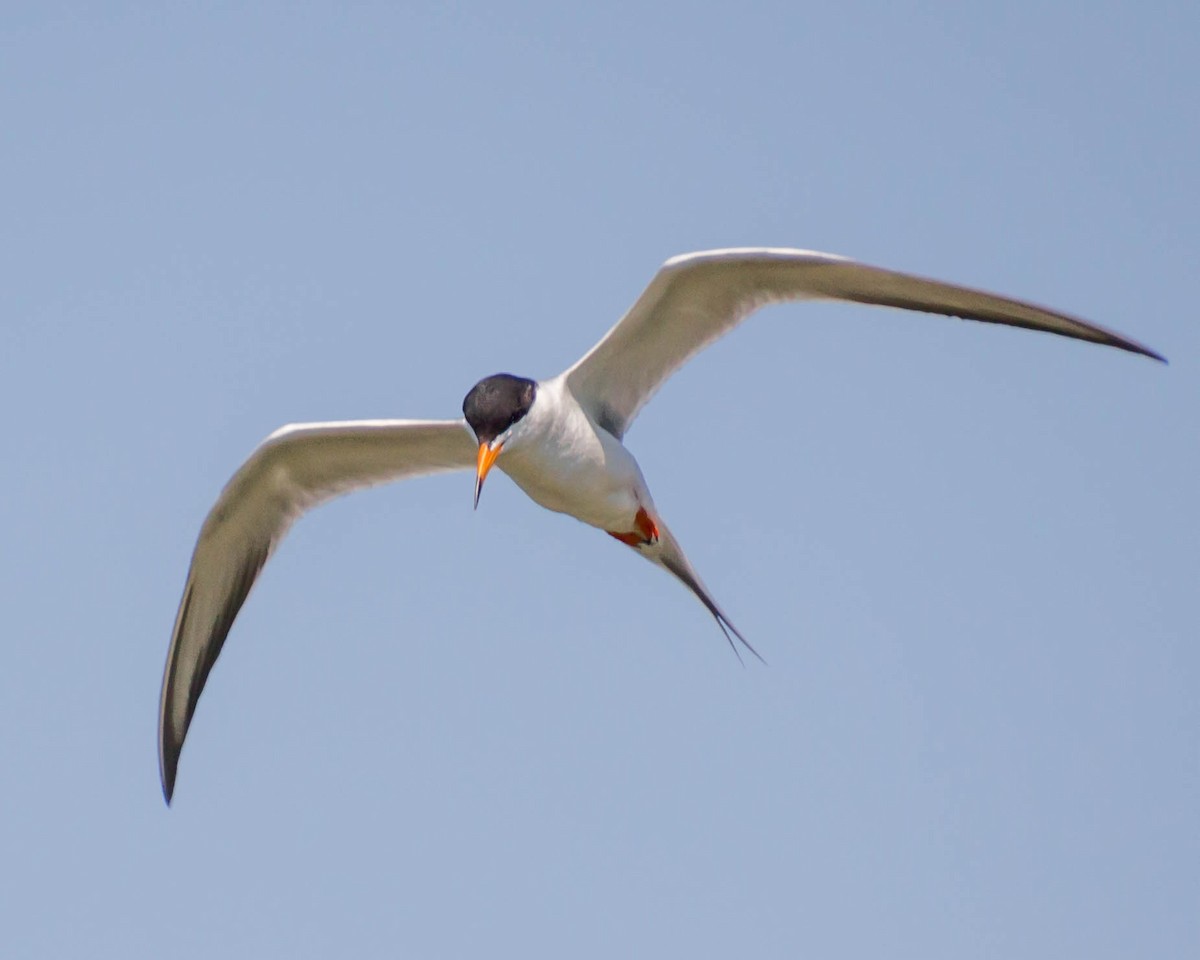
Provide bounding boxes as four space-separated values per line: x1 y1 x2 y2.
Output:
607 506 659 548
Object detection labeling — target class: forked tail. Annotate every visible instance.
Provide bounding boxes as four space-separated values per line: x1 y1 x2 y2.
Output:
652 524 765 664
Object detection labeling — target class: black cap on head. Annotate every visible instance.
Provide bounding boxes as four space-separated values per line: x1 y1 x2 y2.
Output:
463 374 537 444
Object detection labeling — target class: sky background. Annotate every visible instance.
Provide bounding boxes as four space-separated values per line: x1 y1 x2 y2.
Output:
2 3 1197 957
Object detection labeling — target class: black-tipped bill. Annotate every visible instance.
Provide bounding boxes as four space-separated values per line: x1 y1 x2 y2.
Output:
474 442 502 509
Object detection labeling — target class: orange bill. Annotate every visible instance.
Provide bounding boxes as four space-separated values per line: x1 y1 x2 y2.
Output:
474 442 503 509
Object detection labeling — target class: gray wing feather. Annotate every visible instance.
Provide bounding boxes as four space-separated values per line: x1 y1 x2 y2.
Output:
158 418 476 803
565 248 1164 438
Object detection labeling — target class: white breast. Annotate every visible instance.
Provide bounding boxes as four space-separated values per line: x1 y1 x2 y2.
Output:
497 376 651 532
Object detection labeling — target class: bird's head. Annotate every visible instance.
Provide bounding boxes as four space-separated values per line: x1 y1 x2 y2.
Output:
462 373 537 508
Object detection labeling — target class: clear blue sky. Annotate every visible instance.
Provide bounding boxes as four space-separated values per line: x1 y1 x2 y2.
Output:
2 3 1196 957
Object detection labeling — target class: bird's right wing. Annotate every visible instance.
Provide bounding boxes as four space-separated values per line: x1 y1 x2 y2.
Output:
158 418 476 803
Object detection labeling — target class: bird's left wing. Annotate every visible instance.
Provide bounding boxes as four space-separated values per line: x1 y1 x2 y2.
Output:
158 418 476 803
563 248 1164 439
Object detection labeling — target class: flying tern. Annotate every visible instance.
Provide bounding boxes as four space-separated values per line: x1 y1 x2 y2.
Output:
158 247 1163 802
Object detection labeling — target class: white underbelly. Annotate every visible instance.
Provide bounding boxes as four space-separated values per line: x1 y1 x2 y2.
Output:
498 420 648 533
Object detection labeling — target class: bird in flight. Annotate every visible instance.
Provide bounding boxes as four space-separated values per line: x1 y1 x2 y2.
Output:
158 247 1163 803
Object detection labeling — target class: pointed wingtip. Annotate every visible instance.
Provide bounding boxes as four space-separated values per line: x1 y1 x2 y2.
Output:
1131 341 1168 364
160 739 178 807
1106 330 1166 364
